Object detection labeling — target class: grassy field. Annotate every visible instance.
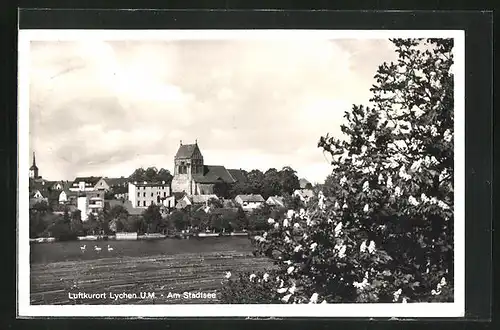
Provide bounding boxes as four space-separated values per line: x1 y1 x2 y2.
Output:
30 237 273 305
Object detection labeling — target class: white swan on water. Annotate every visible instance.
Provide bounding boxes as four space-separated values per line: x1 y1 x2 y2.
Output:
107 245 114 252
80 244 86 252
94 245 102 252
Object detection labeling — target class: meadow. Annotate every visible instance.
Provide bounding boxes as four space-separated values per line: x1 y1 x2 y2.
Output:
30 237 273 305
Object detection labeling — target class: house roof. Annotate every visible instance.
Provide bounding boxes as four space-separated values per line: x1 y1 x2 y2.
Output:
294 189 315 198
236 194 265 203
227 169 247 183
71 176 102 186
175 143 202 159
105 199 143 215
172 192 187 200
299 178 312 189
130 181 169 187
211 207 239 215
193 165 236 184
191 194 218 204
104 177 128 186
266 196 285 206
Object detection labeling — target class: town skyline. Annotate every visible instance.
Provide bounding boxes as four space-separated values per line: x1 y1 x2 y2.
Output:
28 38 399 183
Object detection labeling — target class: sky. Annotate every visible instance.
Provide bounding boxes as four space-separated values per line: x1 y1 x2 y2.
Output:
28 37 398 184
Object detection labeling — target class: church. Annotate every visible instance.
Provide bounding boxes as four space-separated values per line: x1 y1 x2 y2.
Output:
171 141 246 196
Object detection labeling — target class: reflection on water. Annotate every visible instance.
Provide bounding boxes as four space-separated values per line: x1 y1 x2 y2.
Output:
30 237 254 264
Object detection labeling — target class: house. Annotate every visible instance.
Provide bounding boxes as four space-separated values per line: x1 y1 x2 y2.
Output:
103 177 129 199
69 176 103 192
191 194 219 205
76 190 105 221
50 180 70 191
58 189 77 204
105 199 144 216
293 189 315 204
29 189 48 208
52 204 78 215
299 178 312 189
266 195 285 208
175 195 192 210
128 181 172 209
234 194 265 211
170 141 246 196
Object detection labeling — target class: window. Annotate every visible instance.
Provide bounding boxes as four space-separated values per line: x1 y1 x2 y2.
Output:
164 192 167 197
143 192 146 197
137 192 140 197
151 193 154 197
137 201 140 206
143 201 146 206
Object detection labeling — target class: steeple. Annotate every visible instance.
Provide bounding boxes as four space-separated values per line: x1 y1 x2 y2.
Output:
29 152 39 179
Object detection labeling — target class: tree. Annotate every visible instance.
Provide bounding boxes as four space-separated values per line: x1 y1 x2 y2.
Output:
222 38 454 304
128 167 173 184
279 166 300 196
262 168 282 199
246 170 265 195
143 204 162 233
157 168 173 184
213 181 230 198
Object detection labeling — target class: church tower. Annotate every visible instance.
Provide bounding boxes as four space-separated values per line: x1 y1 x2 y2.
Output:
171 140 204 195
29 152 39 179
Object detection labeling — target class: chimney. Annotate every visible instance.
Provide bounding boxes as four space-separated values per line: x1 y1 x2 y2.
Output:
180 140 183 146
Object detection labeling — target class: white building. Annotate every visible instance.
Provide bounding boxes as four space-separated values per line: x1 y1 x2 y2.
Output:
128 181 175 209
234 194 265 211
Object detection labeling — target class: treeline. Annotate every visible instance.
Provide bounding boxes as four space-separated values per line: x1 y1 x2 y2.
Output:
128 167 173 184
216 166 302 200
29 199 304 240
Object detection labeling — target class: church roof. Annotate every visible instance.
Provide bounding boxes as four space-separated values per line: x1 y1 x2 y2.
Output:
193 165 236 184
227 169 247 183
30 164 38 170
175 144 201 159
71 176 102 186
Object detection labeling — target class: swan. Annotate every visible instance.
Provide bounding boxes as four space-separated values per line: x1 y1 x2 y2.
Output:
107 245 114 252
94 245 102 252
80 244 86 252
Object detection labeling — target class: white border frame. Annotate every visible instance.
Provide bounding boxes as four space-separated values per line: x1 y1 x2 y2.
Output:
17 29 465 318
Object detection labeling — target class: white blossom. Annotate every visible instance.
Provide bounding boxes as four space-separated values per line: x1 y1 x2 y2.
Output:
277 287 288 294
294 245 302 253
334 222 343 237
339 176 347 186
408 195 419 206
303 233 308 240
438 200 450 210
284 236 291 244
274 223 279 229
368 133 376 143
249 274 256 281
367 240 376 254
284 260 292 265
263 232 267 238
293 223 300 229
378 173 384 184
283 218 289 228
342 203 348 209
421 193 429 203
444 129 453 142
363 204 369 213
430 125 438 136
363 180 370 192
309 293 319 304
394 186 402 197
387 176 393 188
263 273 269 282
281 293 292 303
224 271 232 279
360 240 367 253
287 210 295 219
310 242 318 252
334 201 340 209
393 288 402 302
287 266 295 274
268 218 275 224
299 208 306 218
410 159 423 172
338 245 347 258
399 165 412 181
321 300 328 304
402 297 408 303
288 283 296 294
361 145 368 154
440 277 447 287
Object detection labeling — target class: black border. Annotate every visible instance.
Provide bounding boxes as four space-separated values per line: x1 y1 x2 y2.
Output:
3 7 494 329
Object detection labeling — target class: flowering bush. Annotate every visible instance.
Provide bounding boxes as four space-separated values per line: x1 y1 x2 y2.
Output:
221 38 454 304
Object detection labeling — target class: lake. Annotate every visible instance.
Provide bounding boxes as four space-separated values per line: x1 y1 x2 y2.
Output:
30 237 273 305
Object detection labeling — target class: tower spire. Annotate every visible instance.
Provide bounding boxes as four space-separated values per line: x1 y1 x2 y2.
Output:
32 152 36 167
